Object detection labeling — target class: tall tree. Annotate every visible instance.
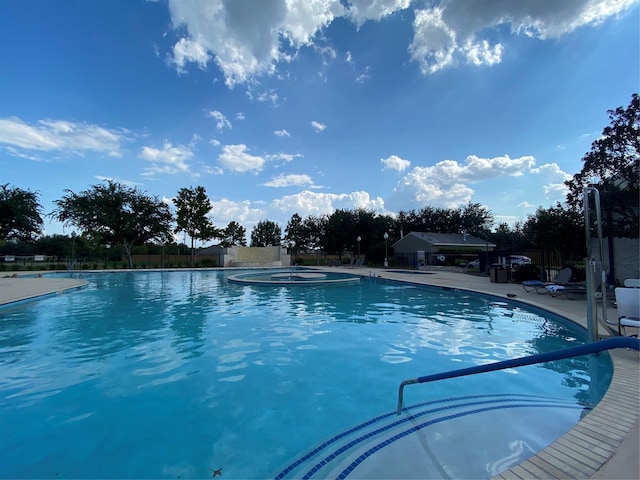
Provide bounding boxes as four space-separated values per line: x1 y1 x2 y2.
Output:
173 186 218 263
460 202 493 237
324 209 356 262
219 221 247 247
284 213 306 254
303 215 326 252
565 94 639 281
0 184 43 241
250 220 281 247
565 93 639 238
52 180 173 268
521 204 586 261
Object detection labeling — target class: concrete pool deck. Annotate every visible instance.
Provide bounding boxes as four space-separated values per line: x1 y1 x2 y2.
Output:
0 268 637 479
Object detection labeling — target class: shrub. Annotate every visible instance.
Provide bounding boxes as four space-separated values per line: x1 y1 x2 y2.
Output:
200 258 216 267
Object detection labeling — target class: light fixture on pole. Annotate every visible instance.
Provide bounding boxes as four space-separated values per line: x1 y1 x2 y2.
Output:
383 232 389 268
357 235 361 259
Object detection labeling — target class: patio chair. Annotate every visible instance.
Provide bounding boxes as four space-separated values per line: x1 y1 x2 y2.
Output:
522 267 574 294
614 287 640 336
624 278 640 288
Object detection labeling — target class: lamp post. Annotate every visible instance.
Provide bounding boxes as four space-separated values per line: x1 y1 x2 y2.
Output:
286 239 296 266
482 222 491 276
71 231 76 270
383 232 389 268
357 235 361 259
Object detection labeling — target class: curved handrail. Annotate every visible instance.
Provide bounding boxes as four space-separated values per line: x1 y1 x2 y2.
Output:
397 336 640 415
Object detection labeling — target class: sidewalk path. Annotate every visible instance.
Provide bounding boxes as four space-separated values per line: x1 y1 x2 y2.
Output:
0 275 87 305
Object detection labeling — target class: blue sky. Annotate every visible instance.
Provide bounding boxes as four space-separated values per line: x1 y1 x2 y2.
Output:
1 0 638 242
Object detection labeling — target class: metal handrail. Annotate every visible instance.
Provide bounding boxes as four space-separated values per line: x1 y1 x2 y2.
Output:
397 336 639 415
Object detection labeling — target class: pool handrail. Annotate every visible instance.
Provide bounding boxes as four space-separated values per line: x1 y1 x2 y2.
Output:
397 336 640 415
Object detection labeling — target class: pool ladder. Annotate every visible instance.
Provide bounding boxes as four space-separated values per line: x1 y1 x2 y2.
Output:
397 336 640 415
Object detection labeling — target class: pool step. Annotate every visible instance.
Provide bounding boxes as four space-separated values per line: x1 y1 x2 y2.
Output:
274 394 590 480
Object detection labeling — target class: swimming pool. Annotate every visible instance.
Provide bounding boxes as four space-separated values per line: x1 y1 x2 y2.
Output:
0 270 612 478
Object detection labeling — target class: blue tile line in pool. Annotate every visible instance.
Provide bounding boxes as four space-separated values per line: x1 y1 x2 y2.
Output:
274 393 591 479
331 403 587 480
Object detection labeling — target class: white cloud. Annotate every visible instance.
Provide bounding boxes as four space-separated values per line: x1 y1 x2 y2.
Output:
202 164 224 176
274 129 291 137
463 39 503 66
530 162 573 181
166 0 424 87
139 142 193 176
518 201 538 209
4 146 40 161
207 110 232 131
165 0 637 86
262 173 314 187
311 120 326 133
246 87 279 104
381 154 411 172
210 138 221 147
189 133 202 147
217 144 265 172
347 0 411 26
167 0 344 87
266 152 302 163
355 72 371 83
94 175 142 188
543 183 569 197
0 116 129 157
409 0 636 74
345 51 353 64
208 189 387 242
271 189 385 216
409 7 457 74
388 154 536 210
208 198 265 228
170 37 211 73
235 112 245 120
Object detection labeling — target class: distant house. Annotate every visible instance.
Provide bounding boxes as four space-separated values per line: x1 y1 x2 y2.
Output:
391 231 495 267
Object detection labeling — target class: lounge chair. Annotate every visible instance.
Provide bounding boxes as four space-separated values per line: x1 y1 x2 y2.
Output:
614 287 640 336
522 267 574 294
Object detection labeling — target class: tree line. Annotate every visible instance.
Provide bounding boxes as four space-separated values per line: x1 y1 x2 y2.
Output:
1 94 638 269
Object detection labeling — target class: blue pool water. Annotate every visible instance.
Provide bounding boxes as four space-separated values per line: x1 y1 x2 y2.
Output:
0 270 612 479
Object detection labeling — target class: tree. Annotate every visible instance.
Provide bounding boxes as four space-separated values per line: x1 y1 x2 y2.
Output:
324 209 356 262
460 202 493 237
173 186 219 263
52 180 174 268
565 94 639 282
284 213 305 254
566 93 639 238
394 203 493 237
521 204 585 261
219 221 247 247
250 220 281 247
0 184 43 241
303 215 326 252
